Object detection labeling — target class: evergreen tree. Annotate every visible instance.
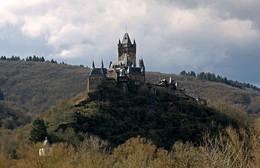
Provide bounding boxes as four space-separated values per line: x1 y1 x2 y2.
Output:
40 57 45 62
0 89 4 100
29 117 47 143
32 55 37 61
11 149 18 159
197 72 206 80
51 59 57 63
26 56 33 61
0 56 6 60
180 70 186 76
190 71 196 77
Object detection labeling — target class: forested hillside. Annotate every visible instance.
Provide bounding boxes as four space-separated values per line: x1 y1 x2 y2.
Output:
0 72 258 168
43 81 248 150
146 72 260 115
0 61 258 166
0 101 31 129
0 60 260 115
0 60 90 114
0 101 32 154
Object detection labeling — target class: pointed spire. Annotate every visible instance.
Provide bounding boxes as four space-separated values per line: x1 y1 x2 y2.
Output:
101 59 104 68
92 60 95 69
118 39 121 44
122 33 132 44
140 59 145 70
140 59 145 74
134 39 136 45
141 67 145 74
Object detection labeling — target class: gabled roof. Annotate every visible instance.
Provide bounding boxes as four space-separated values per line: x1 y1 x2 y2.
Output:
122 33 132 44
128 67 142 75
89 68 107 76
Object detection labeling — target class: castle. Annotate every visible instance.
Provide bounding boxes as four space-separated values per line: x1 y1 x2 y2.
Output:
87 32 145 92
87 32 207 104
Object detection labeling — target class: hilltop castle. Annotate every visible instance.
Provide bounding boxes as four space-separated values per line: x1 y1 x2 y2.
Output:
87 33 145 92
86 32 207 104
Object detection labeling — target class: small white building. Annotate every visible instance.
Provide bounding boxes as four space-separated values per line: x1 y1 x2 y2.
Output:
39 137 52 156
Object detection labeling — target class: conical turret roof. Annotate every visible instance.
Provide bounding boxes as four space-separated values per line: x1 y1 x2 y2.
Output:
92 60 95 69
101 59 104 68
122 33 132 44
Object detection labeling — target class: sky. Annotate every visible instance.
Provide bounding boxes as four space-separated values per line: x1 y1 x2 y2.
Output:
0 0 260 86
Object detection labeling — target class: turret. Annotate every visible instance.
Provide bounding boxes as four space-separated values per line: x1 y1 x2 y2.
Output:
139 59 145 74
101 59 104 68
92 60 95 69
122 33 132 45
118 32 136 67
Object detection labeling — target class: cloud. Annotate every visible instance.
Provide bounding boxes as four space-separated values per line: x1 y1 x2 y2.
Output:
138 5 259 73
0 0 259 84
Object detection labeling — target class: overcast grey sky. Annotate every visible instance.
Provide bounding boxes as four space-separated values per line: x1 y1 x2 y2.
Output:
0 0 260 86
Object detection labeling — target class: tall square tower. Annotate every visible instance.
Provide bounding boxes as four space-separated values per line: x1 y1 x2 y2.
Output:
118 33 136 67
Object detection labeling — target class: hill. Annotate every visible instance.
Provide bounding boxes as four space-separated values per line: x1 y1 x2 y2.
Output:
0 101 32 154
0 101 31 129
0 60 260 115
44 81 245 150
0 60 90 114
146 72 260 115
0 60 256 160
0 78 257 167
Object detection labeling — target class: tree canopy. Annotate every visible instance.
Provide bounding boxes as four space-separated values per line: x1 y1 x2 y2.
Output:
29 117 47 143
180 70 260 91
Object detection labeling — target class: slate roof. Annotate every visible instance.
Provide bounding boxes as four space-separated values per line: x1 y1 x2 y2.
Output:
89 68 107 76
128 67 142 75
122 33 132 44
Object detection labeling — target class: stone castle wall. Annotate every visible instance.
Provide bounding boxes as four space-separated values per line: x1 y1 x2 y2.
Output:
87 76 105 91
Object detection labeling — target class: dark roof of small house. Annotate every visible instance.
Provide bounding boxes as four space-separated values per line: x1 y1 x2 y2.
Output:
89 68 107 76
128 67 142 75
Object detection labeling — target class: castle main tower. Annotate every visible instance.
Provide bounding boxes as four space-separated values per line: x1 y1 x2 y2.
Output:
118 33 136 67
